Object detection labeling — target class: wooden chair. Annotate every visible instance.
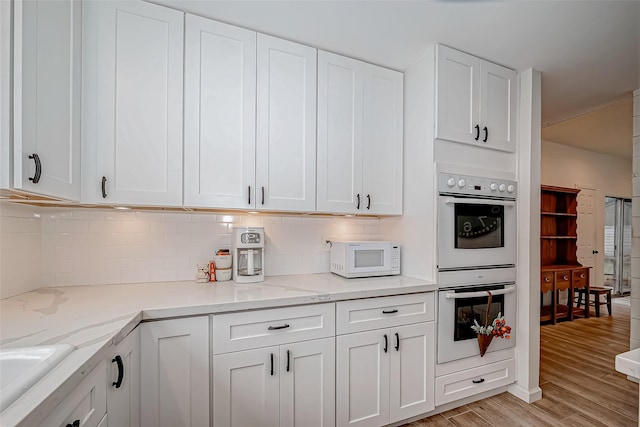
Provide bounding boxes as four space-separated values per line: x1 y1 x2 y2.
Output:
575 286 612 317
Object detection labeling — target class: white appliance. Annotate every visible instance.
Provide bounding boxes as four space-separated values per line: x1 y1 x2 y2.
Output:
437 268 517 363
330 241 400 278
232 227 264 283
437 171 517 270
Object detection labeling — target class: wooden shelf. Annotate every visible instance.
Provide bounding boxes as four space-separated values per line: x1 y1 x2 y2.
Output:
541 235 577 239
541 212 577 217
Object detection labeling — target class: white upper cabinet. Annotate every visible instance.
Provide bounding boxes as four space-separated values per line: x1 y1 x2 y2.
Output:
89 0 184 206
256 34 317 212
183 15 256 209
317 51 402 215
13 0 81 201
435 44 516 152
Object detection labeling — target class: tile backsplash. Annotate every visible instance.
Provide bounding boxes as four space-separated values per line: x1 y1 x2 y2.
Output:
0 204 381 294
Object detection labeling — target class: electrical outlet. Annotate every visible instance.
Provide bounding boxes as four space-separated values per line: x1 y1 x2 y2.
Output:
321 236 336 252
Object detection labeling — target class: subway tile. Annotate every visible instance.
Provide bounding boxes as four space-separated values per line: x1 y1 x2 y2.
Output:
89 220 122 233
121 221 149 233
134 211 165 222
104 211 136 221
190 213 216 223
163 212 192 222
48 211 73 220
72 210 106 220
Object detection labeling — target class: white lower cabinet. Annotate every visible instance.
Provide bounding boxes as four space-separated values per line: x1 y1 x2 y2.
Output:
435 358 515 406
212 304 335 427
140 316 209 427
107 327 140 427
38 360 107 427
336 323 434 427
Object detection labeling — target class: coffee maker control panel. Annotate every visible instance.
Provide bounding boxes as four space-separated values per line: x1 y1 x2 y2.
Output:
241 232 262 244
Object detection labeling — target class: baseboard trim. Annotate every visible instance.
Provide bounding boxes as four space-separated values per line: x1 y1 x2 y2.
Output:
507 383 542 403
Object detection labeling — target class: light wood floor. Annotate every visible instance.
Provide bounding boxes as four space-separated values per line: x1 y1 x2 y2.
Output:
404 299 638 426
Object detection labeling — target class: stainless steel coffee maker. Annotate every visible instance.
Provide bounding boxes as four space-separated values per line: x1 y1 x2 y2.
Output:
232 227 265 283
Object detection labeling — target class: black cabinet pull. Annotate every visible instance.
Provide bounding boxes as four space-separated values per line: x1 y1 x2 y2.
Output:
593 250 599 254
474 125 480 141
286 350 290 372
395 332 400 351
261 186 265 205
382 309 398 314
101 176 107 198
28 153 41 183
383 334 388 353
366 194 371 210
112 355 124 388
268 324 290 330
482 126 488 142
270 353 274 376
472 378 485 384
248 186 251 205
356 193 360 210
67 421 80 427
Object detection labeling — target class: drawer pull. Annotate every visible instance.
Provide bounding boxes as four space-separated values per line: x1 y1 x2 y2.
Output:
563 275 568 280
112 355 124 388
286 350 290 372
383 334 388 353
382 309 398 314
395 332 400 351
472 378 485 384
580 273 585 278
544 277 550 282
270 353 274 376
268 324 290 331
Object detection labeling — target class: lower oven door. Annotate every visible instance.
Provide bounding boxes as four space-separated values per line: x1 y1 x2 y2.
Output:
437 283 516 364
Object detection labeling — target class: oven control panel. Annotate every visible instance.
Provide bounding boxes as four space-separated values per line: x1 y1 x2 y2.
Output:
438 172 517 198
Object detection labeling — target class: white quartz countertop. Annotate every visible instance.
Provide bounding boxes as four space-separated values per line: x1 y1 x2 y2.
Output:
615 348 640 379
0 273 436 426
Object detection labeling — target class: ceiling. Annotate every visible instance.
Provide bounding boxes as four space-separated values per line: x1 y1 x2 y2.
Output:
154 0 639 153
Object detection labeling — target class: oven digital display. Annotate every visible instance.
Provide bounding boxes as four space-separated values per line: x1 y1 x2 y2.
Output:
454 203 504 249
454 288 504 342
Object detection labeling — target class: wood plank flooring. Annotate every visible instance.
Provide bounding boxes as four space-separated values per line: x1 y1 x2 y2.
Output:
404 298 638 426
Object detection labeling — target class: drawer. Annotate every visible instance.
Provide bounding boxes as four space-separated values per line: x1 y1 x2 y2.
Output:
554 271 571 291
435 358 515 406
212 303 335 354
40 361 107 427
540 272 554 293
336 293 434 335
572 269 589 288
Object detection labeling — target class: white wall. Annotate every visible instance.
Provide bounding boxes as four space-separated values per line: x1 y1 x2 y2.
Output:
0 206 381 295
541 139 632 284
631 89 640 350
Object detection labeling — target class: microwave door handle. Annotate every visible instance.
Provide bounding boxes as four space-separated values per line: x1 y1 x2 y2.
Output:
445 287 515 299
444 197 515 207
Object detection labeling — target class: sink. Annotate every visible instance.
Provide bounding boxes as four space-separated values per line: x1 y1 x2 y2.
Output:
0 344 74 412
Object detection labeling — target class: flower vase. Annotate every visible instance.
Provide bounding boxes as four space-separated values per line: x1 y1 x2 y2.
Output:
477 333 494 357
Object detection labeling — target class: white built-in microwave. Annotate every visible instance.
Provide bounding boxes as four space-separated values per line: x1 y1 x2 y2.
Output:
330 241 400 278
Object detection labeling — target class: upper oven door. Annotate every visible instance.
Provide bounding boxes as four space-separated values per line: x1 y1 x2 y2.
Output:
438 196 517 270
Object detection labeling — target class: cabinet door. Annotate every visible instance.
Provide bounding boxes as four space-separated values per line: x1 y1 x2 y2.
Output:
389 322 435 423
140 317 209 427
435 44 481 146
38 361 107 427
336 330 389 427
479 61 517 152
184 15 257 209
317 50 363 214
280 338 335 427
362 65 403 215
95 0 183 206
13 0 81 200
213 346 280 427
256 34 317 211
107 327 140 427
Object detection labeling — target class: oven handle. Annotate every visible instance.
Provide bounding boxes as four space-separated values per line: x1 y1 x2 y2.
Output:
444 197 515 207
445 287 515 299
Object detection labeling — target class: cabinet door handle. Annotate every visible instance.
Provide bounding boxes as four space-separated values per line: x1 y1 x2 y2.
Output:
28 154 41 183
270 353 274 376
261 186 265 205
356 193 360 210
563 275 568 280
248 186 251 205
101 176 107 198
472 378 485 384
268 324 290 331
286 350 290 372
395 332 400 351
593 250 599 254
112 355 124 388
580 273 585 278
382 309 398 314
482 126 488 142
474 125 480 141
383 334 388 353
544 277 550 282
366 194 371 210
